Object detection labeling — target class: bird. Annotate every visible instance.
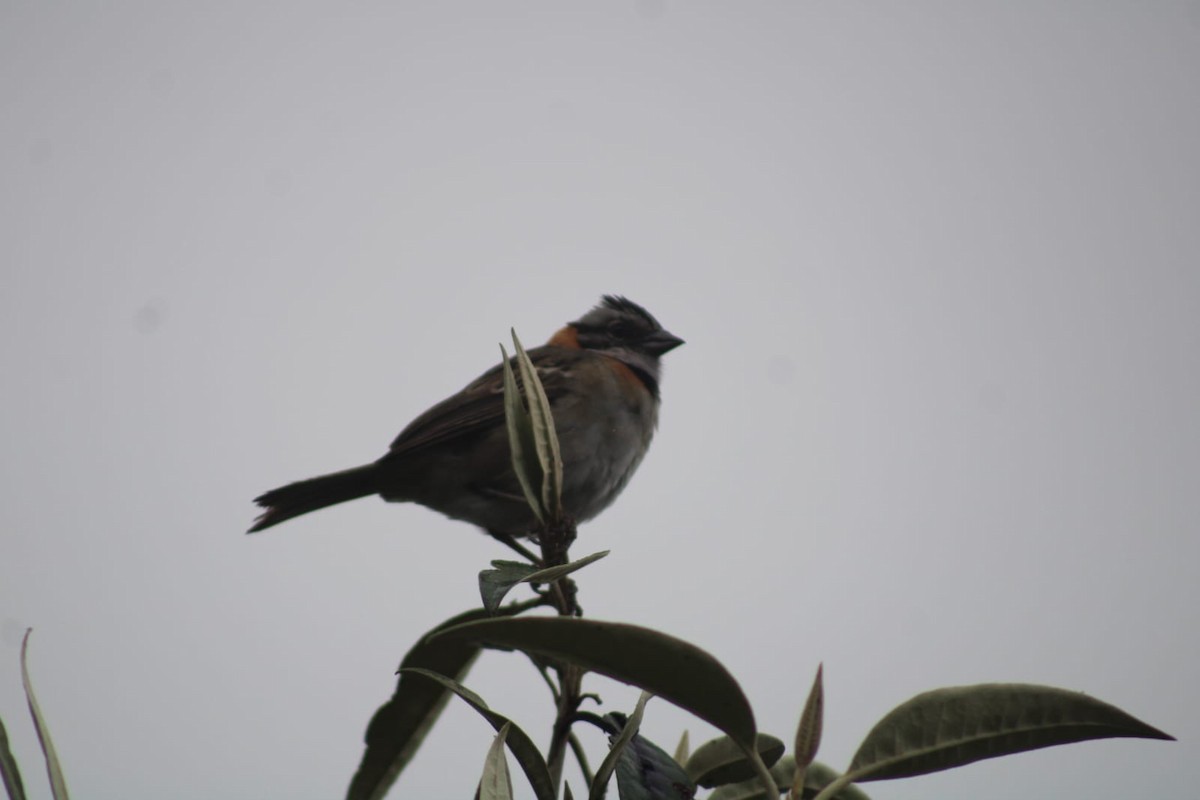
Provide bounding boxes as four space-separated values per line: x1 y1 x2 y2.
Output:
248 296 683 547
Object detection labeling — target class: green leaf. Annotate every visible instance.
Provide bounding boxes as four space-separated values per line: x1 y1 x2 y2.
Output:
685 733 784 788
523 550 608 584
846 683 1175 783
478 552 609 615
793 665 823 770
479 561 539 615
708 755 792 800
511 330 563 518
348 606 524 800
790 663 824 799
710 759 869 800
799 763 870 800
500 342 544 522
401 668 555 800
479 722 514 800
20 630 69 800
0 707 27 800
673 731 690 767
433 617 757 749
590 692 651 800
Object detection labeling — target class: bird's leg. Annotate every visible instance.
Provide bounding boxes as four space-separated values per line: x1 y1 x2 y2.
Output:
487 529 542 565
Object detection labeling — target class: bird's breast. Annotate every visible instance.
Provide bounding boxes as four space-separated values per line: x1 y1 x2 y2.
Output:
553 358 659 522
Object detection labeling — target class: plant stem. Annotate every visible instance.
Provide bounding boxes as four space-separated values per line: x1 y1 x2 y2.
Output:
746 748 779 800
538 515 580 796
567 731 594 788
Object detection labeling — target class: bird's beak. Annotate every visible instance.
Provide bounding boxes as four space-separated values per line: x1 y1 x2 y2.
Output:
643 330 685 355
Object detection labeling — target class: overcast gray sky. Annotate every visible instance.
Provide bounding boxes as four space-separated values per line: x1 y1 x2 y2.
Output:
2 3 1197 798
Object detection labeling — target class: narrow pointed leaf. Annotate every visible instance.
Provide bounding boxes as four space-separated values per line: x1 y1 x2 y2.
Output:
401 668 555 800
479 722 514 800
790 664 824 799
433 617 757 749
20 631 68 800
673 731 690 767
590 692 651 800
0 711 27 800
686 734 784 788
846 683 1174 783
349 606 524 800
523 550 609 584
512 330 563 518
564 783 575 800
500 342 544 522
793 665 823 770
711 759 869 800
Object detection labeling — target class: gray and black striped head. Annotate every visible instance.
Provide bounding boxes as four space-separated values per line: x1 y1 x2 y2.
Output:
569 295 684 357
560 296 683 399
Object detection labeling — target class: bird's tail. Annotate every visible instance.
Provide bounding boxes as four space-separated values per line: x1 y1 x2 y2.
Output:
248 463 380 532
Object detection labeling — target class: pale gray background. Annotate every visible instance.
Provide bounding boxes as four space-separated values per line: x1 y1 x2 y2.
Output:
2 2 1196 798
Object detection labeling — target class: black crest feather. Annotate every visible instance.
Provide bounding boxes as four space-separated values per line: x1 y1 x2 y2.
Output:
600 295 659 327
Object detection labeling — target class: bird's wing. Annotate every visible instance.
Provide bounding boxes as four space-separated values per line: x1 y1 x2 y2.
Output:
385 346 577 458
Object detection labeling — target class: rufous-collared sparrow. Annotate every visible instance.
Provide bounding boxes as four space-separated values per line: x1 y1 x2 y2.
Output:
248 296 683 542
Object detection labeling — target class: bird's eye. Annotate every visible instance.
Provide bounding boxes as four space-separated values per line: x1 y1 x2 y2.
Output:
608 319 640 338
